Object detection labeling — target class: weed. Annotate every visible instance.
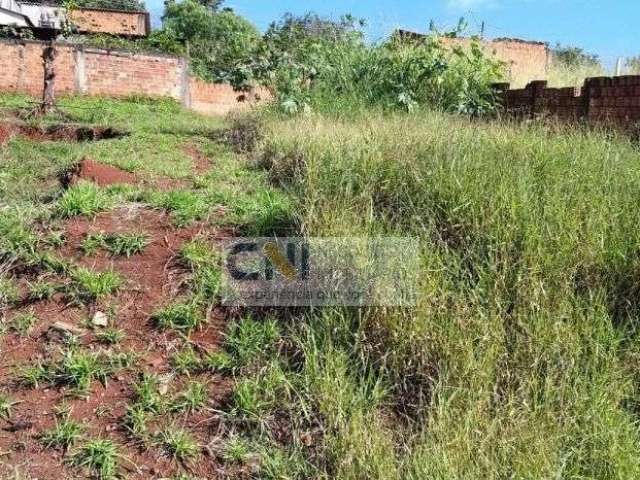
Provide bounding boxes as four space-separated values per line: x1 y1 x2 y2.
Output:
202 350 233 373
158 190 210 226
155 427 199 461
170 346 202 375
69 267 122 301
95 328 125 345
0 277 20 307
193 264 222 300
27 280 57 301
170 381 208 413
124 403 150 439
41 415 85 450
9 311 38 335
152 302 204 332
58 182 110 218
16 362 49 388
132 373 164 414
226 317 280 367
0 394 17 419
180 239 219 269
43 231 66 248
71 438 119 479
231 362 292 424
54 349 128 394
222 436 251 463
105 233 148 257
80 233 106 256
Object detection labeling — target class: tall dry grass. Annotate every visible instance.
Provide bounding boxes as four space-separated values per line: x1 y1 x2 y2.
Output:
258 111 640 479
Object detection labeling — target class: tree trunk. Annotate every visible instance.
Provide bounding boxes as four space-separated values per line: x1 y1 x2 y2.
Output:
40 40 57 115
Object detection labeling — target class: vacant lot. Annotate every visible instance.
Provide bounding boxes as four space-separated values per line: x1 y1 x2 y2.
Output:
2 95 640 480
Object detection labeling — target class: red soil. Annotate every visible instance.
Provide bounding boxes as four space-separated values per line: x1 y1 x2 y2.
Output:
0 207 239 479
0 123 14 144
72 158 138 187
183 144 212 175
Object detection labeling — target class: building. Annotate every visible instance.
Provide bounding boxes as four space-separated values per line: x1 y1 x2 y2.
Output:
396 30 550 88
0 0 149 37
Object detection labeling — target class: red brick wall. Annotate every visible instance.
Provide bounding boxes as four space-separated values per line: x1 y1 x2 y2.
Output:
70 9 149 37
495 75 640 126
188 79 271 116
0 39 264 115
0 42 75 95
83 49 185 98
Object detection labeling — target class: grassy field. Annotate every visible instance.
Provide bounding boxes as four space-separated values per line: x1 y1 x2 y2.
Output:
1 95 640 479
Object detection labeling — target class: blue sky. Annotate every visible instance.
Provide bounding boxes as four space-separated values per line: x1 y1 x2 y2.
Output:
146 0 638 66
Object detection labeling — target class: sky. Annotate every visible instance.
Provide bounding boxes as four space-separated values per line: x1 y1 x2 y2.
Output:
146 0 638 66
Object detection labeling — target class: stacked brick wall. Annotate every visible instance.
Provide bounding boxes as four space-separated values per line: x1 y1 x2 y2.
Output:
0 42 75 95
83 49 185 98
495 75 640 126
70 9 149 37
0 39 264 116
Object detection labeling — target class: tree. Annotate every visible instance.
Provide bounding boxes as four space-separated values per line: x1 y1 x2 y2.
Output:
626 56 640 74
552 44 601 69
161 0 260 84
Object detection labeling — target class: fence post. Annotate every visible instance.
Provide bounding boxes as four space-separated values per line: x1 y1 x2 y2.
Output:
179 57 190 109
73 45 87 95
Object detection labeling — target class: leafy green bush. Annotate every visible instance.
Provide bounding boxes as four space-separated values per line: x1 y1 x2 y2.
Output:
162 0 261 84
255 14 503 114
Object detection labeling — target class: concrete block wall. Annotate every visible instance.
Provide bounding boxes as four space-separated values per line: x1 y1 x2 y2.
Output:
0 39 265 116
495 75 640 126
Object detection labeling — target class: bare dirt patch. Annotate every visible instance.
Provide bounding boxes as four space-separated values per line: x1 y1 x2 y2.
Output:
0 121 127 143
184 144 212 175
0 207 238 479
63 158 138 187
61 158 190 192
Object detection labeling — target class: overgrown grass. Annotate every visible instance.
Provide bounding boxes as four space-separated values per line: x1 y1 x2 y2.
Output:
230 111 640 479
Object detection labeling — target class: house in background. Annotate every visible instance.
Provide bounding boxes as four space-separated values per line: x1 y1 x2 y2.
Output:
396 29 550 88
0 0 149 37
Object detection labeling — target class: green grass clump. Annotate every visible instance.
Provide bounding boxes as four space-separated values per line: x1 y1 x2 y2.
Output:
155 427 199 461
152 302 204 332
0 277 21 307
170 380 208 413
81 233 148 257
71 438 119 479
170 345 202 375
27 279 58 301
41 415 85 450
132 373 165 414
16 362 48 388
225 317 280 368
80 233 106 256
0 394 17 419
180 239 217 269
157 190 210 226
9 311 38 336
105 233 148 257
69 267 122 301
51 349 130 394
95 328 125 345
58 182 110 218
